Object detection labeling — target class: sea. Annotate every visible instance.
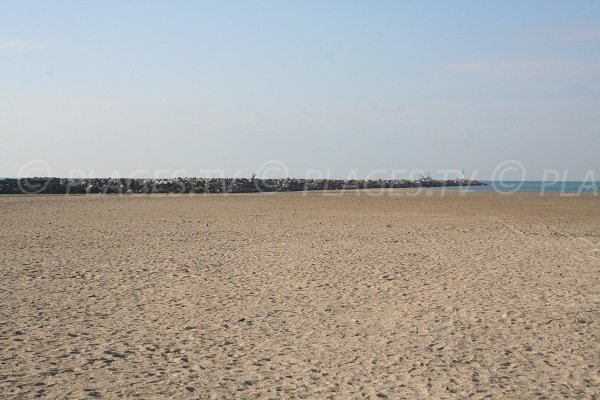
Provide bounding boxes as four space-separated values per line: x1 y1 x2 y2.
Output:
460 181 600 194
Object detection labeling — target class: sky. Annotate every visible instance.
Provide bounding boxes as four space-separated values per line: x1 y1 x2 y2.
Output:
1 0 599 180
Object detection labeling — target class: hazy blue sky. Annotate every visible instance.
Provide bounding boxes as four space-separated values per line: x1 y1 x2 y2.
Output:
1 1 599 180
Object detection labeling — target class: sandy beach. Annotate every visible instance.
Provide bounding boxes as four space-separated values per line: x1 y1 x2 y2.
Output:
1 191 599 399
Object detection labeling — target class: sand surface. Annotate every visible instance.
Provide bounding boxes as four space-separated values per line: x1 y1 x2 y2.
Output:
1 191 599 399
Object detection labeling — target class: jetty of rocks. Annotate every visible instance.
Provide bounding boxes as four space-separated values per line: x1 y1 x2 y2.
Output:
0 177 486 195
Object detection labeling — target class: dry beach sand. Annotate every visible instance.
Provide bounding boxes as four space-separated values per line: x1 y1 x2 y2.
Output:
1 190 599 399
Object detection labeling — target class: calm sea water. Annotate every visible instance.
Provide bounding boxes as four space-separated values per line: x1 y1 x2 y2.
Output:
463 181 600 194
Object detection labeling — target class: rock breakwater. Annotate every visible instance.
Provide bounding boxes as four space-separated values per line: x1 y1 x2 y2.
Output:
0 177 486 195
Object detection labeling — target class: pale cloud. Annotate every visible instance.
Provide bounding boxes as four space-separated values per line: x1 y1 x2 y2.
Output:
559 30 600 42
448 59 600 80
544 27 600 43
0 39 49 52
